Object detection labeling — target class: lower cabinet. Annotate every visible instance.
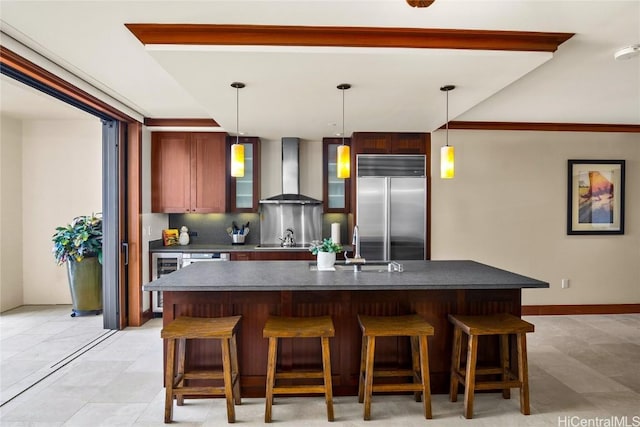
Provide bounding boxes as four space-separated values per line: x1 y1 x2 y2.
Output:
230 252 252 261
231 251 315 261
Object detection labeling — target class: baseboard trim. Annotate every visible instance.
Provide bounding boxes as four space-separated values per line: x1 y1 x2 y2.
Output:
522 304 640 315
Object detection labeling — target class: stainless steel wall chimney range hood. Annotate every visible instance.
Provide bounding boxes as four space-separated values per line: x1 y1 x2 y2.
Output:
258 137 322 247
259 137 322 205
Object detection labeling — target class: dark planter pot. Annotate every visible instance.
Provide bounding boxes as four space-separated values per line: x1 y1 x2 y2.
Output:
66 257 102 317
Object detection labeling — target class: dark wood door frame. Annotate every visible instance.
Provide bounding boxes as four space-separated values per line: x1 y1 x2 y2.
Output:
1 45 144 328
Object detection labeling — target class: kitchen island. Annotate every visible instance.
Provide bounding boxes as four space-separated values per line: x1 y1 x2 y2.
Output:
144 260 548 396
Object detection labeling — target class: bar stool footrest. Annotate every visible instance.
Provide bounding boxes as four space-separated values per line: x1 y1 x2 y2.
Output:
370 368 417 378
453 368 520 386
272 385 328 394
183 371 234 381
172 386 229 397
275 371 325 380
372 383 425 393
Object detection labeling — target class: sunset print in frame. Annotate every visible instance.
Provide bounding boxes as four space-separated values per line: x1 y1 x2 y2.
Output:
567 160 625 235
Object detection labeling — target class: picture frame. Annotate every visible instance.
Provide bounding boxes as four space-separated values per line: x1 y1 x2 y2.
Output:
162 228 179 246
567 160 625 235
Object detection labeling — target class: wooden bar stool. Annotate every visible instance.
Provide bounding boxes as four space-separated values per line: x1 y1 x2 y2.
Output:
448 313 534 419
263 315 335 423
357 314 434 421
161 315 241 424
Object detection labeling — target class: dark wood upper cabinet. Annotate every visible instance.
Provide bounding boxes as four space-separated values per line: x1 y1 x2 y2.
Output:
151 132 227 213
322 137 351 213
351 132 390 154
352 132 428 155
390 132 429 154
227 136 261 212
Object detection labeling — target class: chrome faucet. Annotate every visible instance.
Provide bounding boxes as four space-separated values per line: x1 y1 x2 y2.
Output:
353 225 361 258
344 225 366 265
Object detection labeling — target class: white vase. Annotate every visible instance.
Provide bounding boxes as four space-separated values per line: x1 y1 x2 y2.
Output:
179 226 190 246
317 251 336 270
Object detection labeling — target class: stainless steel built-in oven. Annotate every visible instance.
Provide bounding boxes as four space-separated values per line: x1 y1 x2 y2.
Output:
181 252 230 266
151 252 230 313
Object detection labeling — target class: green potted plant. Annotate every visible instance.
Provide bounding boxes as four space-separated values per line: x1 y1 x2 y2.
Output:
52 213 103 317
309 238 343 270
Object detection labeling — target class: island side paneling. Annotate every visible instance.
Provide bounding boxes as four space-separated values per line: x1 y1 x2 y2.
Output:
162 288 521 397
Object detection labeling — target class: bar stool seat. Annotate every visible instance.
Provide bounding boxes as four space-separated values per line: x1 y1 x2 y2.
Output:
448 313 534 419
357 314 434 420
263 315 335 423
161 315 241 423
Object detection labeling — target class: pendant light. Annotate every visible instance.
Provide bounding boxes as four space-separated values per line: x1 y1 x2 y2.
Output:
336 83 351 179
440 85 455 179
230 82 245 178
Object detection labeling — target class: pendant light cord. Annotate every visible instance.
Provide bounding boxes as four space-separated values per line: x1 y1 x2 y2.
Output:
440 84 455 147
337 83 351 144
231 82 245 143
445 89 449 147
342 87 345 145
236 85 239 145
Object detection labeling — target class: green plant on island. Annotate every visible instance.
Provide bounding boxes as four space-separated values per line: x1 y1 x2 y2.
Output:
309 238 343 255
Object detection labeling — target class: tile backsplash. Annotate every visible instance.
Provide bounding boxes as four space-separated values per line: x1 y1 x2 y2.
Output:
168 212 348 246
169 213 259 246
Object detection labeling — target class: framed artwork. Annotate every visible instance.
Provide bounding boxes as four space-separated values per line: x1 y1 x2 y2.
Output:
567 160 625 235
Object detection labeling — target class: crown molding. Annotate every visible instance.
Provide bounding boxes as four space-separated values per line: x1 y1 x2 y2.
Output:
442 121 640 133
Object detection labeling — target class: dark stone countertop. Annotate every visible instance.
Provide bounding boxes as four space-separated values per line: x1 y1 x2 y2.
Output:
143 260 549 292
149 240 352 253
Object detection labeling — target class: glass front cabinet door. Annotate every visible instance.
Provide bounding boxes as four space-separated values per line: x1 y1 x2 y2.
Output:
322 137 351 213
228 136 260 212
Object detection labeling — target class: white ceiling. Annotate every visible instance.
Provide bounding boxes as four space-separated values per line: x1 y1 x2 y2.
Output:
0 74 93 120
1 1 638 141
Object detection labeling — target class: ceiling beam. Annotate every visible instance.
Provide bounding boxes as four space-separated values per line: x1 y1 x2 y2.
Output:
144 118 219 127
125 24 573 52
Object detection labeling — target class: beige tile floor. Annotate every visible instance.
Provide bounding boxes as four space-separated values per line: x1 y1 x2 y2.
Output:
0 305 638 426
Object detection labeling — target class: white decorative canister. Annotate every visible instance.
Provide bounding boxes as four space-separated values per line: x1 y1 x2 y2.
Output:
316 251 336 270
179 226 190 246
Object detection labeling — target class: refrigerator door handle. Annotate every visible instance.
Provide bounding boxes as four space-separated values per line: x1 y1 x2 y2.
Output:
384 177 390 261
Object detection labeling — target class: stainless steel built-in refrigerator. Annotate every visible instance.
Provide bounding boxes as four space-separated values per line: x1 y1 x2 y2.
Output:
356 154 426 260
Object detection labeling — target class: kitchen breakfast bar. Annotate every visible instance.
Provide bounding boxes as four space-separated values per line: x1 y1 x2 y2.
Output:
144 260 549 397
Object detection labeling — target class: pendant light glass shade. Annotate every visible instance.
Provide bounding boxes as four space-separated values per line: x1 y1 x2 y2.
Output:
230 82 245 178
440 145 454 179
336 83 351 179
337 144 350 178
440 85 455 179
231 143 245 177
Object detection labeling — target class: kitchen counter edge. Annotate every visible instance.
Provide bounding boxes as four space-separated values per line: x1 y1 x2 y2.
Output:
143 260 550 292
149 240 352 253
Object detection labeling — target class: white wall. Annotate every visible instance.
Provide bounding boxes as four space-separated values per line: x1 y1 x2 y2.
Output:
299 139 323 200
431 130 639 306
0 115 24 311
21 119 102 305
